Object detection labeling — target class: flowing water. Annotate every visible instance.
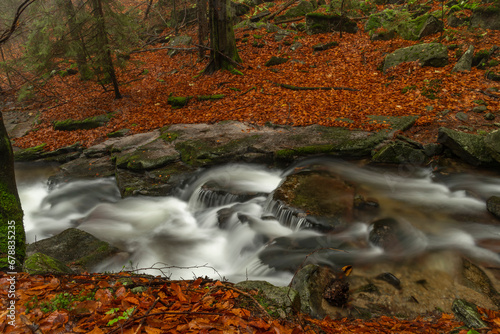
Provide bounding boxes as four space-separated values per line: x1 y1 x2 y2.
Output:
15 159 500 285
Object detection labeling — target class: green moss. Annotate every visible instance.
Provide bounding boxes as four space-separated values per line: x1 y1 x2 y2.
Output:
23 252 72 275
197 94 225 101
0 183 25 270
275 145 335 160
159 127 180 142
53 114 113 131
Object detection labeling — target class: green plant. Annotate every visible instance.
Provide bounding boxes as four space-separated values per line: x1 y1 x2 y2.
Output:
107 307 136 326
421 79 442 100
402 85 417 94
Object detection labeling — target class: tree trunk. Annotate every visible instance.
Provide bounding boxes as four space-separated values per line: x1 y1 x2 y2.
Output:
61 0 91 80
197 0 209 60
204 0 241 74
91 0 122 99
0 112 25 271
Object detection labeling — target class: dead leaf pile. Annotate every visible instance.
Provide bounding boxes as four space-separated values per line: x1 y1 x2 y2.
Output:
2 272 500 333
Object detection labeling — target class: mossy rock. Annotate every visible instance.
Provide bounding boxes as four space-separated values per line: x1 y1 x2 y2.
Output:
26 228 121 272
371 140 427 165
383 43 448 72
273 170 354 226
167 96 192 107
197 94 225 101
13 143 47 161
53 114 113 131
175 135 261 166
471 5 500 30
265 56 289 66
306 12 358 34
114 138 180 171
236 280 301 315
23 252 75 275
108 129 130 138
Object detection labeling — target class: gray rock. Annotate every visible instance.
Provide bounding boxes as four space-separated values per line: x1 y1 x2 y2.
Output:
437 127 496 166
114 138 179 171
452 45 474 72
484 112 495 120
53 114 112 131
26 228 122 273
484 130 500 163
455 112 469 121
471 5 500 30
472 105 487 113
290 42 302 51
383 43 448 72
168 35 192 56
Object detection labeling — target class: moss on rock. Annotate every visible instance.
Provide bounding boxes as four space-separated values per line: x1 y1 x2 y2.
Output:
23 252 74 275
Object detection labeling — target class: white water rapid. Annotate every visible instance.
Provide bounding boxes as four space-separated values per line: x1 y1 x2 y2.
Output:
16 159 500 286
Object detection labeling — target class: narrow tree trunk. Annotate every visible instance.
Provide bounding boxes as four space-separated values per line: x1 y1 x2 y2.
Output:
197 0 208 59
204 0 241 74
0 46 12 88
91 0 121 99
62 0 91 80
0 112 25 271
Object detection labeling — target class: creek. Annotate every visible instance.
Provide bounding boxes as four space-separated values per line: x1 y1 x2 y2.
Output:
15 158 500 286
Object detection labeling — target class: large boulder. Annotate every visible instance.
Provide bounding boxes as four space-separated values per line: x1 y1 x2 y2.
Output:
306 13 358 34
272 170 355 229
471 5 500 30
437 127 496 166
484 129 500 163
383 43 448 72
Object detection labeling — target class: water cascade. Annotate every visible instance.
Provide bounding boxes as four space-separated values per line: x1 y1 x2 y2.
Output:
16 159 500 286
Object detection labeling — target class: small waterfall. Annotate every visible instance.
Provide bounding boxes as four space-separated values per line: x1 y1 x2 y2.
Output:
16 159 500 285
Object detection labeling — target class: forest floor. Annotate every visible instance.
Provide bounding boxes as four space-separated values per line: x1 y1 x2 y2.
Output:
2 0 500 332
3 271 500 334
3 0 500 152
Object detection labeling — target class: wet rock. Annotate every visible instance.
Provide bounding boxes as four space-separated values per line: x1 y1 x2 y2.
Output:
487 196 500 219
291 264 349 318
452 299 488 329
371 140 427 165
114 138 179 171
26 228 122 273
462 258 500 307
368 218 405 252
437 127 496 166
273 170 354 228
376 272 401 290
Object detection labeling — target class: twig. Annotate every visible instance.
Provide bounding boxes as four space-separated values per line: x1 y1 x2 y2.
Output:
277 83 359 91
221 284 273 320
130 46 198 54
134 297 160 334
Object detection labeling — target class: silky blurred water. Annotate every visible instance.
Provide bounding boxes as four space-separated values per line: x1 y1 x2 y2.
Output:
16 159 500 285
